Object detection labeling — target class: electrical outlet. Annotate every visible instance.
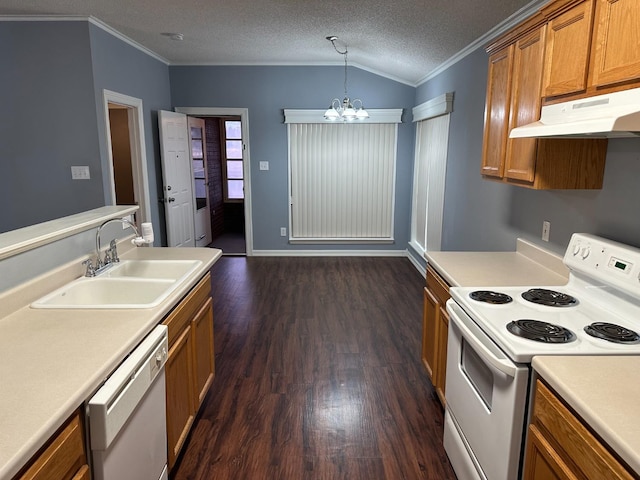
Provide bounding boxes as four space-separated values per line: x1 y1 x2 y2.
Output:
71 165 90 180
542 221 551 242
260 161 269 171
280 227 287 237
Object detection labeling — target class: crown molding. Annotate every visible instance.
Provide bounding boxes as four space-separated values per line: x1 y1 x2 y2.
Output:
416 0 548 86
0 14 169 65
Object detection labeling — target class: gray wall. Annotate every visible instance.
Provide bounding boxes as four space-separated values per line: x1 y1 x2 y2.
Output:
169 65 416 251
416 47 640 253
88 23 172 245
0 21 104 232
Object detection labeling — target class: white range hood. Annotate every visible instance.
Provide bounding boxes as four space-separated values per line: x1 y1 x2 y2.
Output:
509 87 640 139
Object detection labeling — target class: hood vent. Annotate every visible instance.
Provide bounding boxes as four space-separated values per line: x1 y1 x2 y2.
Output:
510 88 640 139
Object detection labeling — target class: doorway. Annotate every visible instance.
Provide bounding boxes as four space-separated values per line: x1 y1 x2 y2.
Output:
175 107 253 256
103 90 151 227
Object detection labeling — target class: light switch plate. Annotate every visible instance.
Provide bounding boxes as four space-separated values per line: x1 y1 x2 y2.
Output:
259 161 269 171
71 165 90 180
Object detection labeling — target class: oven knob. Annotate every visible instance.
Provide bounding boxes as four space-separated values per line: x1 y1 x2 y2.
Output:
573 243 581 256
581 246 591 259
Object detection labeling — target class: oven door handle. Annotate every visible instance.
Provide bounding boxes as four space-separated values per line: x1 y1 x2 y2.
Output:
447 300 517 379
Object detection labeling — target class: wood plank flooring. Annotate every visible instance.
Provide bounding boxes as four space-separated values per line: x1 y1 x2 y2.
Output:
172 256 456 479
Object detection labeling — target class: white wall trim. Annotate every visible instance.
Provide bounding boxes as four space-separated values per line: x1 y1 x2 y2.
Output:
174 107 254 256
252 249 408 257
412 92 454 122
284 109 403 124
102 90 152 226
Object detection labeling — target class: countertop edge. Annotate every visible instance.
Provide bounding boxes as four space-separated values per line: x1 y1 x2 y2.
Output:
532 356 640 476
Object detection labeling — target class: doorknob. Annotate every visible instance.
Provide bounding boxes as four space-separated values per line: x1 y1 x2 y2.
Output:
167 197 176 203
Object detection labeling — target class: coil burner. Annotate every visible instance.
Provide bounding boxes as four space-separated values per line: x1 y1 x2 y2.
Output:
521 288 577 307
507 319 576 343
469 291 513 305
584 322 640 344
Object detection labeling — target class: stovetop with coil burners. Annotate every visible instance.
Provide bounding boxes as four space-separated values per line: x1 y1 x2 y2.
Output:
448 234 640 363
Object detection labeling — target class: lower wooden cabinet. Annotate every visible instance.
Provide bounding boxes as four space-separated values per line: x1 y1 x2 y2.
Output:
163 272 215 469
524 380 634 480
13 409 88 480
422 265 451 405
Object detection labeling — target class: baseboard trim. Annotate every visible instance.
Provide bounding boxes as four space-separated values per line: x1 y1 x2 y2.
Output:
251 249 408 257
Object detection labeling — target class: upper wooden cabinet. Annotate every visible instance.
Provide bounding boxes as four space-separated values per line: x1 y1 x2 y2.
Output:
542 0 595 97
542 0 640 99
482 20 608 189
590 0 640 89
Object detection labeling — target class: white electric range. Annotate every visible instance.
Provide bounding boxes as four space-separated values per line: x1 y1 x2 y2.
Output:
442 233 640 480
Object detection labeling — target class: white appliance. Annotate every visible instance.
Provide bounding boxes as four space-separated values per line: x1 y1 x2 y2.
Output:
443 233 640 480
509 87 640 138
88 325 169 480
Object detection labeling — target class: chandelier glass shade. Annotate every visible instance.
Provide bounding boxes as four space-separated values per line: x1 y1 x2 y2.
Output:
324 36 369 121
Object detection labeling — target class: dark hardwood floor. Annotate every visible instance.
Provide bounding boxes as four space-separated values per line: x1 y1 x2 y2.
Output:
172 256 455 479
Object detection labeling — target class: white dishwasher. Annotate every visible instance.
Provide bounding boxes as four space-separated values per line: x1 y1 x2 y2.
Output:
88 324 169 480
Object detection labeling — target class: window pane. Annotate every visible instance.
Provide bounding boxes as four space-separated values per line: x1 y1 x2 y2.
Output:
225 121 242 139
194 179 207 209
190 126 202 140
226 140 243 159
227 160 243 179
193 160 205 179
228 180 244 199
191 139 203 159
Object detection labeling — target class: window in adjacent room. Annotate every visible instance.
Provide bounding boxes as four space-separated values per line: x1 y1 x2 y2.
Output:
222 118 244 202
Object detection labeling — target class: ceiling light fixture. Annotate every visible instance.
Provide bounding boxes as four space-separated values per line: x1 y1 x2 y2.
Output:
161 32 184 41
324 36 369 122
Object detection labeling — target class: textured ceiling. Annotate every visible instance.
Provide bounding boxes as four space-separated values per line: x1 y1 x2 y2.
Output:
0 0 545 85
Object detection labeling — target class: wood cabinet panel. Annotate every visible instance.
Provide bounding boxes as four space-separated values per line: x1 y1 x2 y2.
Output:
192 297 215 409
543 0 595 97
164 273 211 345
524 380 634 480
422 287 438 380
422 266 451 406
591 0 640 88
165 325 195 469
15 410 87 480
505 26 546 183
481 46 513 178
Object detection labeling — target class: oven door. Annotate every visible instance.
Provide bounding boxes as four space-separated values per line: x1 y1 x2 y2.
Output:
443 299 529 480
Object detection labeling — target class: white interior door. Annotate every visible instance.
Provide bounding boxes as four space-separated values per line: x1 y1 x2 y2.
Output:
158 110 195 247
187 117 212 247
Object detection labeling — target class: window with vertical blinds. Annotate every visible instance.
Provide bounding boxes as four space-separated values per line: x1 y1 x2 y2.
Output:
287 122 398 243
410 93 453 256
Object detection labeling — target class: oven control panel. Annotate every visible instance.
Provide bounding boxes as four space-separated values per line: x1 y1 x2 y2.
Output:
565 233 640 296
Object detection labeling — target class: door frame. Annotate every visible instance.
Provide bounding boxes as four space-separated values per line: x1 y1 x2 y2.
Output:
102 89 152 224
175 107 253 256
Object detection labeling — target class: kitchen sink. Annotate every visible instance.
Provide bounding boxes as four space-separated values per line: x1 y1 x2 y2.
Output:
101 259 201 280
31 259 202 309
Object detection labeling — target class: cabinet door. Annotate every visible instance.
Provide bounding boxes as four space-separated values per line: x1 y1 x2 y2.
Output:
165 325 195 469
434 305 449 405
192 297 215 409
481 46 513 178
71 465 90 480
17 410 87 480
422 287 439 382
505 26 547 183
591 0 640 88
523 425 576 480
543 0 595 97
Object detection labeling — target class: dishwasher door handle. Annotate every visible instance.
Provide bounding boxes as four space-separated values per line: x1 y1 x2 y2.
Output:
88 325 168 450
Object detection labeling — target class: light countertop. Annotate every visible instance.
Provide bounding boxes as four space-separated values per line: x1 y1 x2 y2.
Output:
425 238 569 287
0 245 222 480
533 356 640 475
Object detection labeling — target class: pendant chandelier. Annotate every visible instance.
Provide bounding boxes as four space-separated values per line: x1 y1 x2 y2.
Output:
323 36 369 121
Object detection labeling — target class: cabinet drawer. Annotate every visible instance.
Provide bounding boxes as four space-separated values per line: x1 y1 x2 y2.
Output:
532 380 633 480
15 410 86 480
163 272 211 346
426 266 450 304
